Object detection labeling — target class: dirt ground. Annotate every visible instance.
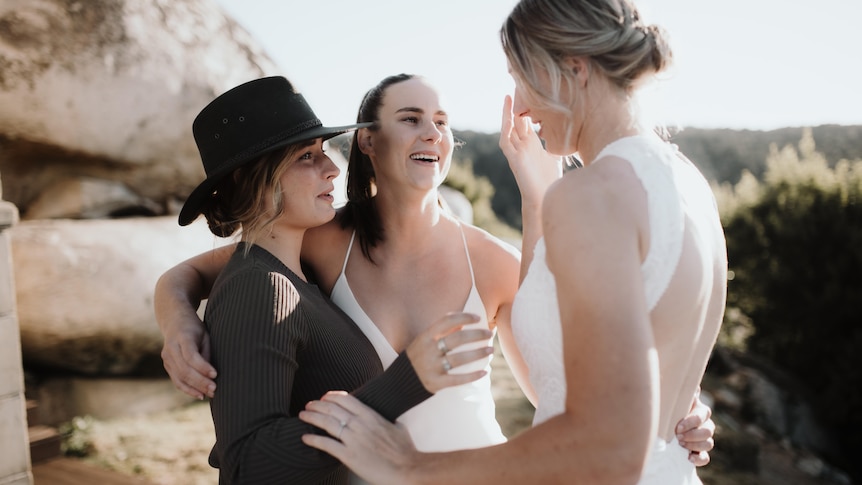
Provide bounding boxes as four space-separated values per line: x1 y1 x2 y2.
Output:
67 342 833 485
67 342 531 485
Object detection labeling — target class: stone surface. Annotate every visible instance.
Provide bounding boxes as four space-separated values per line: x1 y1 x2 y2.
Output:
32 377 196 426
0 395 30 482
0 0 281 217
23 177 161 220
11 216 232 374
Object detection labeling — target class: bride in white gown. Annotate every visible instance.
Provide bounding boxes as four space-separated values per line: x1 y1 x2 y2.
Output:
298 0 726 483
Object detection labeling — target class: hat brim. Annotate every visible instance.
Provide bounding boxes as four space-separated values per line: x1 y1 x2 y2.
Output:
178 121 372 227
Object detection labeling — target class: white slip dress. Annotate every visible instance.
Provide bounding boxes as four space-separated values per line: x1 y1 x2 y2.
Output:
330 224 506 454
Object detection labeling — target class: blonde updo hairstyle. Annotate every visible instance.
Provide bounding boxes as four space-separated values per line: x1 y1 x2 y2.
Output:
501 0 673 118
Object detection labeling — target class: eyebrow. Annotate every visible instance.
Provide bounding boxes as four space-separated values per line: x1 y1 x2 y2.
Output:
395 106 448 117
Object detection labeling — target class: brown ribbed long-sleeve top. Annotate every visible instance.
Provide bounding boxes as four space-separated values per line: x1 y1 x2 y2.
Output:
206 243 431 484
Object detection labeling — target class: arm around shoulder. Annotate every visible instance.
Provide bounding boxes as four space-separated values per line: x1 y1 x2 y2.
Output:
154 244 235 399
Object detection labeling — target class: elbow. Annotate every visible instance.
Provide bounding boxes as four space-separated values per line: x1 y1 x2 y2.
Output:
617 461 647 485
585 429 650 484
611 442 651 485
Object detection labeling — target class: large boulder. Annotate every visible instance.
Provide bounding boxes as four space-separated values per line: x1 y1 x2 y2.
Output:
0 0 280 216
11 216 232 374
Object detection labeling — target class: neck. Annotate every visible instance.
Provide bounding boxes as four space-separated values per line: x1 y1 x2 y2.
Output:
252 227 306 280
576 87 644 165
373 187 446 250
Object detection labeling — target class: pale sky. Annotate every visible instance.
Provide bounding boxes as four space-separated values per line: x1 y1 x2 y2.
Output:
215 0 862 134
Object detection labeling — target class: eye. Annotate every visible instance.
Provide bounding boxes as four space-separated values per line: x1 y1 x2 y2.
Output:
401 116 419 124
298 151 314 161
435 119 449 128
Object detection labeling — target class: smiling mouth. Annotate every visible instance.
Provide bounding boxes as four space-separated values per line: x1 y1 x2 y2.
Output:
410 153 439 163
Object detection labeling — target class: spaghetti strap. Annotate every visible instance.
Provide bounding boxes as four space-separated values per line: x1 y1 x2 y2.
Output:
340 230 356 274
457 223 476 286
330 222 505 453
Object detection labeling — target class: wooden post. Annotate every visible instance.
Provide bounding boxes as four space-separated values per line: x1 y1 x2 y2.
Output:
0 199 32 485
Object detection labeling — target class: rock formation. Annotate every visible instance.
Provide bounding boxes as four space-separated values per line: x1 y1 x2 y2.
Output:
0 0 282 374
0 0 279 217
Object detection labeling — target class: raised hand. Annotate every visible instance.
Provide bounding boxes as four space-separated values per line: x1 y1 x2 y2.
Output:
404 312 494 393
498 94 563 208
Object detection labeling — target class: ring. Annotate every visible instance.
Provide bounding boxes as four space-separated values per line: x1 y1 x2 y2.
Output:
337 419 348 440
437 338 450 355
442 356 452 372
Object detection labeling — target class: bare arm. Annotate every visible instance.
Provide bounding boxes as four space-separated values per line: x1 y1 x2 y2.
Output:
494 301 537 406
533 173 657 482
154 244 235 399
468 225 536 405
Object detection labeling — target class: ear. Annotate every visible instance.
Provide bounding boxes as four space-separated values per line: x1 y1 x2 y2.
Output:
562 56 590 88
357 128 375 156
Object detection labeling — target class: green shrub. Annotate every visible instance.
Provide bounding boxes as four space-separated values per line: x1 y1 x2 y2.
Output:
445 158 522 242
717 129 862 471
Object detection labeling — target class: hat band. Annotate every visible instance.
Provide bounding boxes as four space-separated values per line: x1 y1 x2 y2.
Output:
216 118 323 173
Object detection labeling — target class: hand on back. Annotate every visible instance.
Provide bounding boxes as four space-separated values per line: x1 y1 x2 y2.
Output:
161 316 217 400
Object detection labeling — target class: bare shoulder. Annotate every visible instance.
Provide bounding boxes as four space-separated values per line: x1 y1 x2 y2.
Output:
460 221 521 306
543 156 644 232
461 222 521 272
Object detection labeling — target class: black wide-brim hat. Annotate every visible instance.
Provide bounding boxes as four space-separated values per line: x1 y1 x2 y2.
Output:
178 76 371 226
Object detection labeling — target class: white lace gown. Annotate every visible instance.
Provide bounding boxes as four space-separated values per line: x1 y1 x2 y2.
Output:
511 134 705 484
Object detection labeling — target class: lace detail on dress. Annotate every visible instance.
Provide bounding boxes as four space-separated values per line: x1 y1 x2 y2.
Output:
594 135 685 310
511 237 567 425
510 134 687 426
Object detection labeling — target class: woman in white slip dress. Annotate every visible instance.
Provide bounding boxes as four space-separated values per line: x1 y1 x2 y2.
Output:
298 1 725 484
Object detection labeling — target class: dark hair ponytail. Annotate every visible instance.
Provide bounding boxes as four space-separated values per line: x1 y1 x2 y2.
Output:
338 73 415 262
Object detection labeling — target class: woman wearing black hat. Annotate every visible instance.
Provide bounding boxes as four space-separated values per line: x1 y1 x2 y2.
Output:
177 76 495 484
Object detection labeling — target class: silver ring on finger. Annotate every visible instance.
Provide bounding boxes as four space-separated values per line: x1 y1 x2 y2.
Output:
442 356 452 372
436 338 450 355
337 418 349 440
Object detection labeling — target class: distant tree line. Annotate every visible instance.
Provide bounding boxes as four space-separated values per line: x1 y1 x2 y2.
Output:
452 125 862 232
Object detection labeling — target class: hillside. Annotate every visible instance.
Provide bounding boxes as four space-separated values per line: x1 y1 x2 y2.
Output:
453 124 862 231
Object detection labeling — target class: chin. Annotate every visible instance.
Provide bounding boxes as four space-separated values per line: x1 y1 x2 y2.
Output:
544 142 567 157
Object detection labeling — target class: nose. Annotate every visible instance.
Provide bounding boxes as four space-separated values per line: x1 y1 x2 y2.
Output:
512 89 530 118
421 119 443 144
323 155 340 180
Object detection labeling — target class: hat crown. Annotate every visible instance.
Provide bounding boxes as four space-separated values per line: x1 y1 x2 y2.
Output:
192 76 321 177
179 76 370 227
